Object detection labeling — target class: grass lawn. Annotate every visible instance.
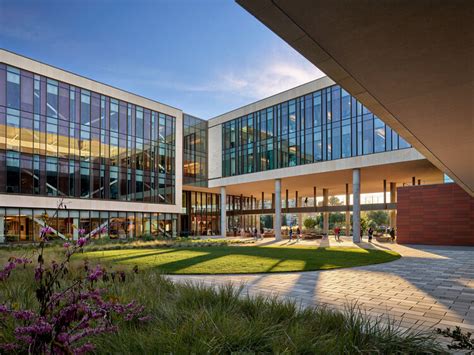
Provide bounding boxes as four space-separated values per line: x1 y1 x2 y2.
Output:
0 246 443 353
82 245 400 274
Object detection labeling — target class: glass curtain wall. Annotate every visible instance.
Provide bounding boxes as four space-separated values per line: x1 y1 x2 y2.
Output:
222 85 411 177
182 191 219 236
0 64 176 204
183 114 207 187
181 191 258 236
0 207 177 242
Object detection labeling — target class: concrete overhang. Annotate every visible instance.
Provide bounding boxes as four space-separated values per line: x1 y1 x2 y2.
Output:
210 149 444 196
236 0 474 196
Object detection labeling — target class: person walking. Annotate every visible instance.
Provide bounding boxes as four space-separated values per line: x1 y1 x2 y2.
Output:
368 227 374 242
260 226 264 240
334 226 341 241
289 227 293 241
389 227 396 242
296 227 301 242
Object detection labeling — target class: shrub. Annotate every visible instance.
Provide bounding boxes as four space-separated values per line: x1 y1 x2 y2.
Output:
303 217 317 229
0 202 148 354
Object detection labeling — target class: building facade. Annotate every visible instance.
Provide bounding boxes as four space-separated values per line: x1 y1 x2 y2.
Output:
2 49 455 244
0 50 182 242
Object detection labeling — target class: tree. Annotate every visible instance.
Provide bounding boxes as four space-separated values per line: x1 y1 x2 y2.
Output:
329 212 345 229
366 210 389 228
360 215 369 235
303 217 317 229
329 196 343 206
261 215 273 229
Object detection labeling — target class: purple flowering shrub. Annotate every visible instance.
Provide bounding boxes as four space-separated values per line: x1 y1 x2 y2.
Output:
0 211 149 354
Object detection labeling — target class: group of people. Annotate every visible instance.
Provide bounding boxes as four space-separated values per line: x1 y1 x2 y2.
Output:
367 226 396 242
288 226 302 242
248 225 396 243
251 227 265 240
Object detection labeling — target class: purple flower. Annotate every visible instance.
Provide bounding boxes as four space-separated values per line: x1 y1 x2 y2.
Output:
12 310 35 321
0 304 9 313
0 343 19 351
40 226 53 235
63 242 71 248
34 265 43 281
77 237 87 247
99 225 108 234
87 265 104 282
78 228 86 235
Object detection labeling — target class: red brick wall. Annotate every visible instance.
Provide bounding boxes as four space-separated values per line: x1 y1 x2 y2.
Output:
397 183 474 246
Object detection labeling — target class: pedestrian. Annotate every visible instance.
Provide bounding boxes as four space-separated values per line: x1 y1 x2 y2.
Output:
368 227 374 242
289 227 293 241
296 227 301 242
260 226 264 240
334 226 341 241
389 227 396 242
253 227 258 240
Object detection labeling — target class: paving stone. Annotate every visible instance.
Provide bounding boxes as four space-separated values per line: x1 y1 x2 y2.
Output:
168 240 474 348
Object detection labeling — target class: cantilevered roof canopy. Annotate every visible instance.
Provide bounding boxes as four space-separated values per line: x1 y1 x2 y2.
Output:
237 0 474 196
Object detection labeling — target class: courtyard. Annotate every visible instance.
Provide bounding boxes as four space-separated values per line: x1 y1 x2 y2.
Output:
169 238 474 334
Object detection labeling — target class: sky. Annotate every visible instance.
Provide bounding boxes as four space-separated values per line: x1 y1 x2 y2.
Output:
0 0 325 119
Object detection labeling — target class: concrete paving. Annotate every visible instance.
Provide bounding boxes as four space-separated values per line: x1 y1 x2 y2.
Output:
169 237 474 338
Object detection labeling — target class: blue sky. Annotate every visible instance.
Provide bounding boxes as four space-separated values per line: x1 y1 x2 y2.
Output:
0 0 324 119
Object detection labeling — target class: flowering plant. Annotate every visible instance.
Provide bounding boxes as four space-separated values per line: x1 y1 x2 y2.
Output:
0 201 148 354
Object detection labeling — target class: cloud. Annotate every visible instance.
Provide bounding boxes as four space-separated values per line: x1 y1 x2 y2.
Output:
108 50 325 101
217 60 325 99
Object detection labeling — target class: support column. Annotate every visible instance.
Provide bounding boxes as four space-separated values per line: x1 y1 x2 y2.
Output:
323 188 329 235
345 183 351 237
274 179 282 240
0 216 4 243
73 218 79 240
220 186 226 237
390 182 397 229
298 195 303 229
353 168 361 243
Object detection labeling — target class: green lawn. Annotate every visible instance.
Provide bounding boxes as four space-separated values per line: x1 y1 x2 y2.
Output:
82 246 400 274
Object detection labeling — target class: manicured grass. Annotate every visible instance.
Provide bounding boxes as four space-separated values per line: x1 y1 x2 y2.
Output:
0 247 442 353
82 245 400 274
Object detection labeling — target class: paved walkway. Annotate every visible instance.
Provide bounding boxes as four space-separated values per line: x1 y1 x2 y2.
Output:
169 238 474 337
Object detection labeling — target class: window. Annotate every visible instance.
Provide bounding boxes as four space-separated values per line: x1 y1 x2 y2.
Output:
46 79 58 119
6 66 20 110
136 107 144 138
342 124 351 158
363 115 374 155
374 117 386 152
80 90 91 125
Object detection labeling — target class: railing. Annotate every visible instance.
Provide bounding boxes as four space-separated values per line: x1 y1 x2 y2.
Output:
226 203 397 216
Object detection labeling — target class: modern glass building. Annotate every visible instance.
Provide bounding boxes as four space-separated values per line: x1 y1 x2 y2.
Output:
183 114 207 187
222 85 410 177
0 51 181 242
0 49 445 242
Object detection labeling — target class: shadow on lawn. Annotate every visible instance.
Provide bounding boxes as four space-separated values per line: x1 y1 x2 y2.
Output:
88 246 400 275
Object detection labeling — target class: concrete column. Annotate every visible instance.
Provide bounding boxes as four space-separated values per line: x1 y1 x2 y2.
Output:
220 186 226 237
274 179 282 240
0 216 4 243
298 196 303 229
390 182 397 229
345 183 350 237
322 188 329 235
353 168 361 243
172 219 177 238
73 218 79 240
